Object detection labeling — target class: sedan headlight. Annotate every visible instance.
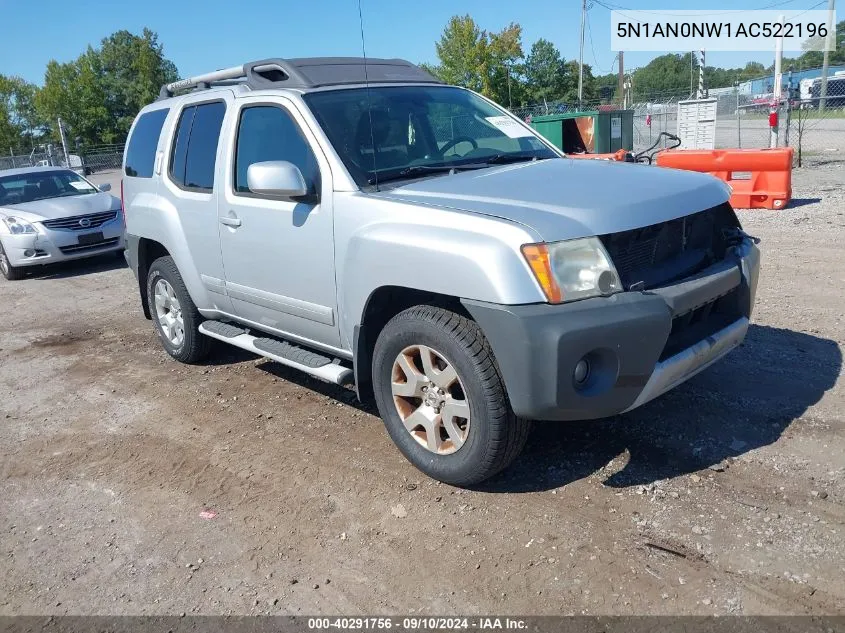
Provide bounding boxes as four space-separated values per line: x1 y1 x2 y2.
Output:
1 216 37 235
522 237 621 303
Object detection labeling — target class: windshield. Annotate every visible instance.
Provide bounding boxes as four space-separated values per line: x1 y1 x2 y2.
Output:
304 85 558 187
0 170 98 205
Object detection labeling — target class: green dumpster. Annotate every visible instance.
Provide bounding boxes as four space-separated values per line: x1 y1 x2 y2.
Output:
530 109 634 154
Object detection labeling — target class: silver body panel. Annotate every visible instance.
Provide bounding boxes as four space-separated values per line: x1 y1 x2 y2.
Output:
124 82 747 409
623 317 749 413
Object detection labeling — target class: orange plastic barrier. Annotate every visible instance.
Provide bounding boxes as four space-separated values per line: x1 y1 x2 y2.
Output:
655 147 793 210
567 149 630 162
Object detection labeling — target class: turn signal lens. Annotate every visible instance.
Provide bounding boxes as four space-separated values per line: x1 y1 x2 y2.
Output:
521 243 563 303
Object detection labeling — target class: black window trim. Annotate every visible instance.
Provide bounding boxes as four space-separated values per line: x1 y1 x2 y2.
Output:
124 107 170 179
166 97 227 194
230 101 322 203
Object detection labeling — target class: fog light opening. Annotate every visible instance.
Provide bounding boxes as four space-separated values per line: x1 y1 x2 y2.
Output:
573 358 591 385
23 249 35 258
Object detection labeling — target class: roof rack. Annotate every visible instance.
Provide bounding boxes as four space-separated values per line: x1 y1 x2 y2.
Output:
158 57 442 100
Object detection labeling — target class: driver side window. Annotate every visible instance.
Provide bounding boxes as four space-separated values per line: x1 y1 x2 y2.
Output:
234 105 320 195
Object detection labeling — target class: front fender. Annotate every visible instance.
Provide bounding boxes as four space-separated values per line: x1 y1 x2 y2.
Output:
335 194 547 349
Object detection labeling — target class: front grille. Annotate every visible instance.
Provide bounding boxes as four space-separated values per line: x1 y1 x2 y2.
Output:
42 211 117 231
659 287 742 361
58 238 120 254
600 203 739 290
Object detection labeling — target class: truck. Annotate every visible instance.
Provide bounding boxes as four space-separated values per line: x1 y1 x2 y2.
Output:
122 57 761 485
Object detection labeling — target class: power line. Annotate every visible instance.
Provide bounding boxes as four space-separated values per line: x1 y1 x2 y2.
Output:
593 0 811 17
586 11 614 74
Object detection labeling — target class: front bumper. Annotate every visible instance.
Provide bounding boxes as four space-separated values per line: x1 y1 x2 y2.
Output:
1 218 125 268
462 240 760 421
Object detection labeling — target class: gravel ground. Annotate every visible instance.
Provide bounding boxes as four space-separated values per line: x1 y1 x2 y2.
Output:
0 165 843 616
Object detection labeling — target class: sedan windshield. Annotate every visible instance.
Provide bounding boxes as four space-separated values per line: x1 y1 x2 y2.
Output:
304 85 558 187
0 170 98 205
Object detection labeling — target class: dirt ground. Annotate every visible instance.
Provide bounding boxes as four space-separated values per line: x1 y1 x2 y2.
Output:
1 165 843 616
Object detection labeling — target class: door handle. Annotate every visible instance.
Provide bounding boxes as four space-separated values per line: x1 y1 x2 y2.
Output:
220 216 242 228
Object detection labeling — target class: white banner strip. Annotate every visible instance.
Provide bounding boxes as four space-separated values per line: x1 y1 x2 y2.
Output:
611 10 837 52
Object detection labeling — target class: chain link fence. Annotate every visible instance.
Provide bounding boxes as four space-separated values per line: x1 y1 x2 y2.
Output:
510 78 845 165
1 143 125 175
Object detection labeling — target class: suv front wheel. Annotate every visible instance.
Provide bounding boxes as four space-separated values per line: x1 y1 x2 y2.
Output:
146 256 211 363
372 305 530 486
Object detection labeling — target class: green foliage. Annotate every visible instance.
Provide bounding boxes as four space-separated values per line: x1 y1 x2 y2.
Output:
34 28 178 147
432 15 599 108
629 53 698 100
0 75 40 151
783 20 845 70
524 39 566 104
432 15 526 106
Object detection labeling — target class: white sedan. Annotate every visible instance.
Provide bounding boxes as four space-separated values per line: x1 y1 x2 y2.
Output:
0 166 124 280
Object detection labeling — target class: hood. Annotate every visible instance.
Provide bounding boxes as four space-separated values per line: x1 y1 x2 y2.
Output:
0 192 120 223
371 158 730 242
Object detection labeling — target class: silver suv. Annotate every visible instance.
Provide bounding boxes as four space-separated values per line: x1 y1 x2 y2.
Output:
123 58 761 486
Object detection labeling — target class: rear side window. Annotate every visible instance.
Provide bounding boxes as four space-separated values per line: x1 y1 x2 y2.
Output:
124 109 169 178
169 101 226 191
234 105 320 195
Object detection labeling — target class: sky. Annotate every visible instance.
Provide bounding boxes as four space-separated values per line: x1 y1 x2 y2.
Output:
1 0 822 85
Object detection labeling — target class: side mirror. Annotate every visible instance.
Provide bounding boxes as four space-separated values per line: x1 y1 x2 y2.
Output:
247 161 308 198
98 183 112 192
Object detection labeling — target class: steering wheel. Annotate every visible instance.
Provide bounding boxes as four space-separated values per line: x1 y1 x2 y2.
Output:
440 136 478 157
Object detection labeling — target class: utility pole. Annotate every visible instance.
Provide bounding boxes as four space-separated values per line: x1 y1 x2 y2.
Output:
771 14 785 148
617 51 625 107
57 117 70 167
690 52 694 98
578 0 586 108
819 0 835 111
698 50 706 98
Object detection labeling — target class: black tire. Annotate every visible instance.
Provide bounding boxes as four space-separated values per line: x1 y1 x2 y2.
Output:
0 241 24 280
372 305 530 486
146 256 211 364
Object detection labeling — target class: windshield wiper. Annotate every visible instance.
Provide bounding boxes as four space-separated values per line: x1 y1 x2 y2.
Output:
368 163 484 185
480 153 552 165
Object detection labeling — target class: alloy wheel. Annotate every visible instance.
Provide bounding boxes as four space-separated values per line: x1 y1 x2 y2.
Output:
390 344 471 455
153 278 185 347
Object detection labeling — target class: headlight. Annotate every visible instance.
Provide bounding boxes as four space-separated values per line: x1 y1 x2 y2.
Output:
522 237 621 303
1 216 37 235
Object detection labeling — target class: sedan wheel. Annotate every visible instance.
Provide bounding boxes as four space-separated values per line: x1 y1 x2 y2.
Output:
0 241 23 280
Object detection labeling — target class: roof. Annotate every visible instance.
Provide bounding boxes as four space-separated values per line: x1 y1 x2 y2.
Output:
159 57 442 99
0 165 72 178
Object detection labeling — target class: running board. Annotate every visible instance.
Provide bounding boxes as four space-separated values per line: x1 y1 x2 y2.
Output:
199 321 353 385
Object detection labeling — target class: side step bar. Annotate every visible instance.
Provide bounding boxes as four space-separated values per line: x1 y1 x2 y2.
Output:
198 320 353 386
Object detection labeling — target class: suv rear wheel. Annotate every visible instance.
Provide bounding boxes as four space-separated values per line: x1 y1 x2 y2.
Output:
372 305 530 486
146 256 211 363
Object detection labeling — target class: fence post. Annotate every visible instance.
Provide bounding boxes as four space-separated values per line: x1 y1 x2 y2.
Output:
735 83 741 148
9 147 15 169
784 70 793 148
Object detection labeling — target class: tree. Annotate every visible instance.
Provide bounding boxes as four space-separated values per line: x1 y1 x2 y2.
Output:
631 53 698 100
485 23 525 107
782 20 845 70
737 62 766 82
0 75 40 151
35 28 178 146
36 49 111 145
561 60 596 104
99 29 179 136
432 15 525 106
524 39 565 104
433 16 488 94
